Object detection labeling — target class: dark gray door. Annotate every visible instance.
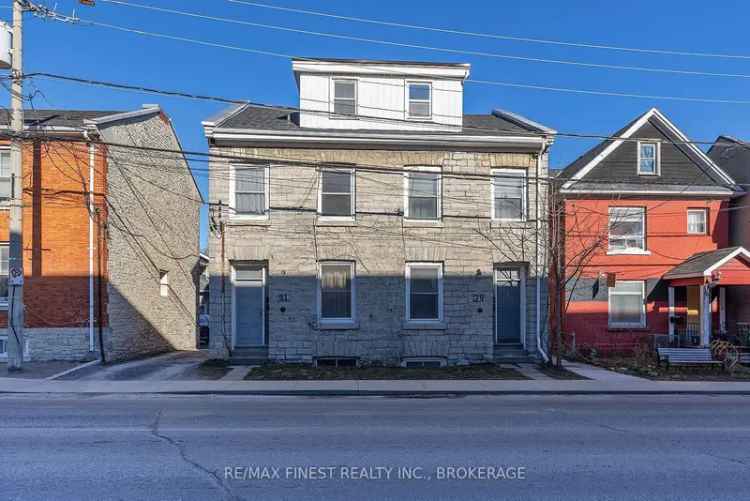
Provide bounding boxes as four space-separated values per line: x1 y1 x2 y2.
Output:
496 268 522 343
234 265 265 347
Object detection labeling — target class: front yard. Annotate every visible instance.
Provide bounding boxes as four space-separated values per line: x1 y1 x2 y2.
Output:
579 354 750 381
244 363 530 380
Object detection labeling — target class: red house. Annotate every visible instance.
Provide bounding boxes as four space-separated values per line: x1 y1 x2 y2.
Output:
556 108 750 354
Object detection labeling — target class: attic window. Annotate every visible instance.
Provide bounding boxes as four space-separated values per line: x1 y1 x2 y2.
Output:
638 141 660 175
407 82 431 119
332 79 357 117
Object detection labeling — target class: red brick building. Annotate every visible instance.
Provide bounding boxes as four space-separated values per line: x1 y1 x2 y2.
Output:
555 108 749 354
0 107 201 362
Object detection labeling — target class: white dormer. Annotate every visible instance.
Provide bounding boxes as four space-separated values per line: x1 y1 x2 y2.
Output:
292 58 470 132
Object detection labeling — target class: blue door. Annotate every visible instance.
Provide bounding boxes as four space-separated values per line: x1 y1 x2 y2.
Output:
496 268 522 343
234 265 266 347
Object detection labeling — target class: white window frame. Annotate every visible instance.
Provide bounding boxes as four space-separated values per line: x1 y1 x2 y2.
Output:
405 262 444 323
229 164 271 221
331 78 358 119
0 148 10 201
406 81 432 120
608 280 646 328
403 166 442 221
0 242 8 309
687 208 708 235
491 168 528 222
317 261 356 325
317 167 355 221
608 207 647 254
0 335 6 359
637 140 660 176
159 271 169 298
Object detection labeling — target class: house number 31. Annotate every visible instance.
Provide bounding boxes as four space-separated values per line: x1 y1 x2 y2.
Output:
277 293 289 303
472 294 485 303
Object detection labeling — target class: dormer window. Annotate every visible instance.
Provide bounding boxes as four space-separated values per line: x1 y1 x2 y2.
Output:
407 82 431 119
638 141 659 175
332 79 357 117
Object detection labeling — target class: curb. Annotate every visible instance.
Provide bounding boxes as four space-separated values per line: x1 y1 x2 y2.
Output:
45 359 102 380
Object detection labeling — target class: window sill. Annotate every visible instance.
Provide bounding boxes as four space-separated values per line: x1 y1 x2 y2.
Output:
227 217 271 227
316 217 356 227
402 320 446 331
606 250 651 256
607 326 648 331
319 320 359 331
403 219 443 228
490 219 528 228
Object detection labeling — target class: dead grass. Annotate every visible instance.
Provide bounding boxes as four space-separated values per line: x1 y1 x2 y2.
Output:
244 363 530 380
577 354 750 381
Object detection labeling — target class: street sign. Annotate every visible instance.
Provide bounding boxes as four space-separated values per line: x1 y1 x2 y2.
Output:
9 266 23 286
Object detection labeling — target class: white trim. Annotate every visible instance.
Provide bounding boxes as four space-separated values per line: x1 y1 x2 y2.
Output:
330 77 358 119
687 208 708 235
490 168 527 222
403 166 442 221
494 266 527 347
492 108 557 135
229 163 271 221
700 284 711 346
668 286 675 341
405 81 432 120
317 167 355 220
704 247 750 276
292 59 470 80
88 143 95 352
608 280 647 329
317 260 357 325
405 262 444 323
637 140 660 176
83 106 161 127
231 264 267 348
562 108 737 189
559 188 734 196
201 103 249 128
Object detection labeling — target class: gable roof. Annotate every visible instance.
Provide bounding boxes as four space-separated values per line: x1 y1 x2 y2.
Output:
663 246 750 279
0 109 123 130
707 136 750 185
558 108 738 196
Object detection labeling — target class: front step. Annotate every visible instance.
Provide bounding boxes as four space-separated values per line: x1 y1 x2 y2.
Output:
230 347 269 365
493 343 537 364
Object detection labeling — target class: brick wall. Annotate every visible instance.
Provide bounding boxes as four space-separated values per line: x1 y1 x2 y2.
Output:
208 146 549 364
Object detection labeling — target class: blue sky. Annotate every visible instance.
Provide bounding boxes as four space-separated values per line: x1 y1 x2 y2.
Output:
9 0 750 248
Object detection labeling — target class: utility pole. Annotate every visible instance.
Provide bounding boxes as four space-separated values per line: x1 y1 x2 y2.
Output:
7 0 25 371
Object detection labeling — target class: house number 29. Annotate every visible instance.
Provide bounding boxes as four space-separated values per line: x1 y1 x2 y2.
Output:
277 293 289 303
472 294 485 303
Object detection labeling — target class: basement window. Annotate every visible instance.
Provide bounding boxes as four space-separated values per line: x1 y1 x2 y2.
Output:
159 271 169 297
401 357 446 368
315 357 358 368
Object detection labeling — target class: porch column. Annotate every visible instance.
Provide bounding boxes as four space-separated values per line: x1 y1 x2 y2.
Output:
668 286 675 342
700 284 712 346
719 287 726 334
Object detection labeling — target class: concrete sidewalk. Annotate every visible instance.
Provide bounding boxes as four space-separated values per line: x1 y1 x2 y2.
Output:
3 377 750 395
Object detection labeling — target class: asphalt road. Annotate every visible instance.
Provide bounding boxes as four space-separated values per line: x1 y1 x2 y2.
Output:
1 394 749 500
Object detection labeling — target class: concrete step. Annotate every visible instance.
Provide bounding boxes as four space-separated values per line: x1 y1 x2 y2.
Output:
493 344 536 364
230 347 269 366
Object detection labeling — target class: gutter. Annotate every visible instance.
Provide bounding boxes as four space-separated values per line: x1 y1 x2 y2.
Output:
536 139 549 363
84 133 95 353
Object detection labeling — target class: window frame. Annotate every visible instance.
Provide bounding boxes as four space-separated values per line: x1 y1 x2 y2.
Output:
405 262 444 323
608 280 646 328
608 206 647 254
0 242 8 309
0 148 9 201
491 168 528 222
229 163 271 221
317 167 355 221
317 260 357 325
406 81 432 120
403 166 442 222
159 271 169 298
687 208 708 235
637 140 660 176
331 78 358 119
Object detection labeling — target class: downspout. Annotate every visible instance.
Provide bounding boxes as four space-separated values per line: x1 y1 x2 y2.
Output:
85 135 95 353
536 140 549 362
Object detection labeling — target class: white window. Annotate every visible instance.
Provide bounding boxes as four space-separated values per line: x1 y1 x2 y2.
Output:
407 82 432 119
319 261 355 322
332 79 357 117
492 169 527 221
231 164 270 219
0 150 9 199
638 141 659 175
319 169 354 218
687 209 707 234
0 244 8 307
404 169 441 220
159 271 169 298
608 207 646 253
609 280 646 328
406 263 443 322
0 336 6 357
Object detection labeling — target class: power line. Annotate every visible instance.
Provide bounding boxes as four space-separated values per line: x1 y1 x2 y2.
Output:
93 1 750 81
226 0 750 62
